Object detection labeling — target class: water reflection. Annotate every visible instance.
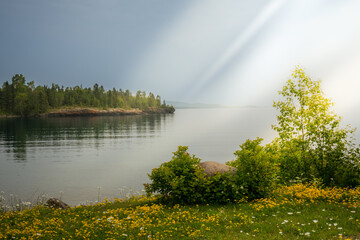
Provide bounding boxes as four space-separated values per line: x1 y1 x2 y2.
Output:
0 114 173 162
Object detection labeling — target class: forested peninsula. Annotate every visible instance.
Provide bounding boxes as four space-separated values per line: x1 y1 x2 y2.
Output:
0 74 175 117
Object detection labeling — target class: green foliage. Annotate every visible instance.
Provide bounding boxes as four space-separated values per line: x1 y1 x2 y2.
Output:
0 74 174 116
272 66 360 187
145 146 204 204
146 145 277 204
227 138 279 200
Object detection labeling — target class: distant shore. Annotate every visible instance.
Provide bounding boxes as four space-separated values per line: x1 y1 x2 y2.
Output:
0 107 175 118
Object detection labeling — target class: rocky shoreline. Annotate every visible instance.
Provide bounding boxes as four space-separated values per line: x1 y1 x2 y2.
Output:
0 107 175 118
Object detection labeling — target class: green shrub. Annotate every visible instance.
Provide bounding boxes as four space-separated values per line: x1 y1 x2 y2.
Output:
226 138 279 200
144 146 204 204
145 143 278 204
145 146 250 204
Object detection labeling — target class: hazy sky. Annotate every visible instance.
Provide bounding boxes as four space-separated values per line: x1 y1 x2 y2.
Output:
1 0 360 111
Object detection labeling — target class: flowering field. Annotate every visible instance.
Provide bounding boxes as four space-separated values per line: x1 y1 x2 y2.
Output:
0 183 359 239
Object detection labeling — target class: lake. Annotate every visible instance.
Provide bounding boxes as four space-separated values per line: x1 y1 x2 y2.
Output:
0 108 311 205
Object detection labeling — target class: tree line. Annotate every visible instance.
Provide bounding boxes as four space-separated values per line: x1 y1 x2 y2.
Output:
0 74 173 116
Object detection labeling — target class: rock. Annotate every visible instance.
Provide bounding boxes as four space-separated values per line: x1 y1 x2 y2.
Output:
46 198 70 210
199 161 236 177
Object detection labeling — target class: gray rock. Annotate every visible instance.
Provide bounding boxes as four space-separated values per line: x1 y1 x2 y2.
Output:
199 161 236 177
46 198 70 210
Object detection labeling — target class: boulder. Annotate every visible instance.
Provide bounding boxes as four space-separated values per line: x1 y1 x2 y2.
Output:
199 161 236 177
46 198 70 210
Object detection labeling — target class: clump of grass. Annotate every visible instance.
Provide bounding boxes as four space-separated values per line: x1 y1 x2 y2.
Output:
0 184 359 239
0 191 49 213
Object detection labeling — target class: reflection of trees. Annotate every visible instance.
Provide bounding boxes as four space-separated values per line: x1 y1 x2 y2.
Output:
0 114 173 161
0 118 28 161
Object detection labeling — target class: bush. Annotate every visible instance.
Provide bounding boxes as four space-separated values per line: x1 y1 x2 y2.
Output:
144 146 204 204
145 143 279 204
145 146 250 204
226 138 279 200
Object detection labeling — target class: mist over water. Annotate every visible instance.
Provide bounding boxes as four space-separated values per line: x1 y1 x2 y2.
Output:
0 108 319 205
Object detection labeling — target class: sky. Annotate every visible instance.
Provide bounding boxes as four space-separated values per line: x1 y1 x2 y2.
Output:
1 0 360 113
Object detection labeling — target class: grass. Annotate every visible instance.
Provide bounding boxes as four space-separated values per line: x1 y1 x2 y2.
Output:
0 183 359 239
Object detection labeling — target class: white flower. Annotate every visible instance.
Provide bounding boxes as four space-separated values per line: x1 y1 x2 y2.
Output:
313 220 318 223
305 232 310 237
288 212 293 215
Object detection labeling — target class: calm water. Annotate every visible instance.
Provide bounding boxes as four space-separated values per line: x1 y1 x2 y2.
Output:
0 108 284 205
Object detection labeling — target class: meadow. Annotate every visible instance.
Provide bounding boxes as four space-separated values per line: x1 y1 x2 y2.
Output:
1 183 359 239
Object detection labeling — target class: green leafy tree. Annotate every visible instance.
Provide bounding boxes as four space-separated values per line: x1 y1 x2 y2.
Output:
272 66 360 186
0 81 13 113
12 74 28 116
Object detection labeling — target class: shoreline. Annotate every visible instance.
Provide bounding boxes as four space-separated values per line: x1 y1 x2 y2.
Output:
0 107 175 118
